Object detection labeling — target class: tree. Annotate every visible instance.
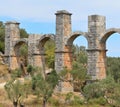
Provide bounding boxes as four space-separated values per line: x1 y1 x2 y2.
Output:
0 21 5 53
27 65 40 76
19 44 28 66
32 70 59 107
83 76 120 106
4 68 32 107
20 28 28 38
44 40 55 69
71 62 87 92
107 57 120 83
71 45 88 91
4 80 24 107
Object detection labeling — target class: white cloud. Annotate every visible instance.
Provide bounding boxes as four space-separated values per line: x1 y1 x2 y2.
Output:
1 0 120 30
1 0 120 22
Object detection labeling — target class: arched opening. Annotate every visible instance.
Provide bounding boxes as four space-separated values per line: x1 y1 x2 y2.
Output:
106 33 120 83
67 34 88 92
13 41 28 75
44 40 55 69
73 36 88 63
38 35 55 76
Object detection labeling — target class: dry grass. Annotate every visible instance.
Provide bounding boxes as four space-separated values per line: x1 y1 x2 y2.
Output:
0 88 12 107
0 62 111 107
0 63 11 83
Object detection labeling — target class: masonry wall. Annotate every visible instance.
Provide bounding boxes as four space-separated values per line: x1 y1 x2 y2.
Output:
87 15 106 79
5 21 20 70
4 10 111 92
28 34 42 67
55 10 72 72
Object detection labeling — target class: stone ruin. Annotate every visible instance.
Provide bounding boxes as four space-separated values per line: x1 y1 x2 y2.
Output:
3 10 120 92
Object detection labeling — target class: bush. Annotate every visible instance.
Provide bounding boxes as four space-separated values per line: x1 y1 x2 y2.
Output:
97 97 107 105
71 95 84 106
88 97 107 105
27 65 40 76
83 82 104 100
11 69 22 79
48 97 60 107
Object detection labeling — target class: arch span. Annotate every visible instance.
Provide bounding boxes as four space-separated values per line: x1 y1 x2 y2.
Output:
13 38 28 48
101 28 120 43
35 34 55 74
66 31 89 46
12 39 28 70
37 34 55 47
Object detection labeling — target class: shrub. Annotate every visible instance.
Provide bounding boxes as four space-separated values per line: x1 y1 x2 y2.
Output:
48 97 60 107
88 97 107 105
11 69 22 79
71 95 84 106
83 82 104 100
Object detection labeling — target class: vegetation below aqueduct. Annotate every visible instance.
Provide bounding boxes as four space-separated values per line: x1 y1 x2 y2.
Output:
0 21 120 107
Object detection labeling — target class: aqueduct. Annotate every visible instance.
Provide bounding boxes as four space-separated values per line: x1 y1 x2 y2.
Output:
4 10 120 92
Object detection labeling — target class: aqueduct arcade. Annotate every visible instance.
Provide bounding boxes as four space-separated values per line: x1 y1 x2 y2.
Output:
4 10 120 91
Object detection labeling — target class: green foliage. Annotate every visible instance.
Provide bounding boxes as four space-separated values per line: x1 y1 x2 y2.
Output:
65 92 73 102
4 80 24 107
73 45 87 64
20 28 28 38
46 70 59 88
11 69 22 79
88 97 107 106
0 42 5 53
0 21 5 53
19 44 28 66
100 76 120 106
19 44 28 57
83 81 103 100
32 70 59 107
27 65 41 76
71 45 88 91
4 78 32 107
83 76 120 106
48 97 60 107
59 67 70 78
44 40 55 69
107 57 120 83
71 95 84 105
64 92 84 106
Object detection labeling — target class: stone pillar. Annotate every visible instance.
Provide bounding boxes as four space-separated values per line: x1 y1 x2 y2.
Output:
28 34 43 69
87 15 106 80
55 10 73 92
5 21 20 70
55 10 72 72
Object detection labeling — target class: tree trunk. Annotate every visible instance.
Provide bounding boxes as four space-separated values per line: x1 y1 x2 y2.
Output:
13 101 18 107
20 104 24 107
43 98 47 107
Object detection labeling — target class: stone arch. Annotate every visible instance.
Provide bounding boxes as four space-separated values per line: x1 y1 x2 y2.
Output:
64 31 89 91
62 31 89 70
66 31 89 46
38 34 55 47
36 34 55 73
96 28 120 79
13 38 28 48
13 39 28 69
101 28 120 49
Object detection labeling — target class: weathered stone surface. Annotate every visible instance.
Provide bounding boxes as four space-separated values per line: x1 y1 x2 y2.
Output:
4 10 120 92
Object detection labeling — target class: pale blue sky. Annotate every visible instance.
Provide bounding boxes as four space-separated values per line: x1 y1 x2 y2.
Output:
0 0 120 56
